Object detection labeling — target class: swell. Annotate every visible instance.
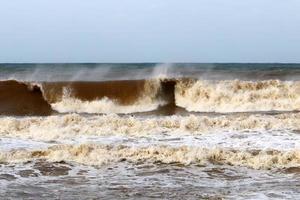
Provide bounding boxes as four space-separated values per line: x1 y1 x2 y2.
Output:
1 79 300 115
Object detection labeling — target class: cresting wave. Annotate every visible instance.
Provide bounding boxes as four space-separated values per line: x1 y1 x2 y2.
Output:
1 79 300 115
0 79 168 115
1 143 300 170
49 80 166 114
176 79 300 112
1 113 300 141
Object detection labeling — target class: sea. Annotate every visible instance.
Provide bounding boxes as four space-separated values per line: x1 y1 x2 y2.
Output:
1 63 300 199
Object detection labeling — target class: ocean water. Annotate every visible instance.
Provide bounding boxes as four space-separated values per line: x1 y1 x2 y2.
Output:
1 63 300 199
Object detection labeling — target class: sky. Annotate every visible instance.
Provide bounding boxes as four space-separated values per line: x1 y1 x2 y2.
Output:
0 0 300 63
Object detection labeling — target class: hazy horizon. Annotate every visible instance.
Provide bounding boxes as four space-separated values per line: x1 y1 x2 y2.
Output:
1 62 300 64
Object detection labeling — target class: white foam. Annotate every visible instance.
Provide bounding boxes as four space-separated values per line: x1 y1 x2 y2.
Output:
0 138 50 151
1 143 299 169
50 79 166 114
175 79 300 112
1 113 300 143
51 97 165 114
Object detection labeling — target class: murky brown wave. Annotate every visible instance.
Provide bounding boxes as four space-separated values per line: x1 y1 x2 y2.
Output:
0 79 175 115
41 80 149 104
1 79 300 115
0 80 53 116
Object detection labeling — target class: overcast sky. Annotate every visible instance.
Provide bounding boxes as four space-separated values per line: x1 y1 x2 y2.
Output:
0 0 300 63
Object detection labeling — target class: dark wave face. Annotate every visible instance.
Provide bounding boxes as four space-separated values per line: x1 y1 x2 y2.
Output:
1 63 300 116
0 80 53 116
1 77 300 116
0 79 177 116
41 80 150 104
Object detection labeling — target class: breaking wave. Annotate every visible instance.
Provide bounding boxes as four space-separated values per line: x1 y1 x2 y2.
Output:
1 113 300 141
1 79 300 115
1 143 300 170
175 79 300 112
0 80 53 116
50 80 166 114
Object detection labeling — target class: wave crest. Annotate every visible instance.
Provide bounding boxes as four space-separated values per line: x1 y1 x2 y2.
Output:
1 144 300 170
1 79 300 115
50 80 165 114
175 79 300 112
1 113 300 141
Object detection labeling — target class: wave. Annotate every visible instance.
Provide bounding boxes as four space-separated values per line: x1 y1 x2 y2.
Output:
0 80 53 116
49 80 166 114
1 113 300 141
1 143 300 170
1 79 300 115
0 79 171 115
175 79 300 112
